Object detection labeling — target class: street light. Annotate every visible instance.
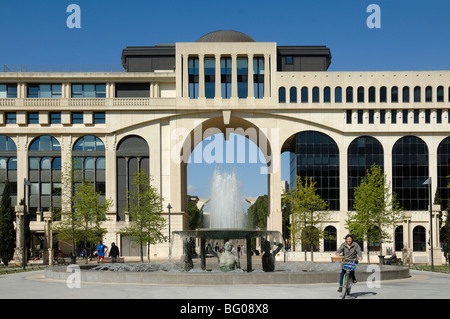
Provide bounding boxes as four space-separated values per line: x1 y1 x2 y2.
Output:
423 177 434 271
23 178 32 270
167 203 172 262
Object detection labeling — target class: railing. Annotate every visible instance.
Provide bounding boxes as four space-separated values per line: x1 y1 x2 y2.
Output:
2 64 125 73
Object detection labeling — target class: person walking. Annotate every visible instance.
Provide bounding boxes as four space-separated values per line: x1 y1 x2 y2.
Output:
96 241 108 264
109 242 120 263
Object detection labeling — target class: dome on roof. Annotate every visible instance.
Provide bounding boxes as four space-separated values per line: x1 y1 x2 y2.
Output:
196 30 256 43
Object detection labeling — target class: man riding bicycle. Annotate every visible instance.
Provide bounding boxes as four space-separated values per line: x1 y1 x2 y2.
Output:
335 234 362 293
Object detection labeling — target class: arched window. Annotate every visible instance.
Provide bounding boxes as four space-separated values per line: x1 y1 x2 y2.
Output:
347 136 384 210
292 131 340 210
414 86 421 102
116 135 150 221
289 87 297 103
301 87 308 103
391 86 398 103
394 226 403 251
346 87 353 103
380 86 387 103
392 136 429 210
0 136 17 198
425 86 432 102
437 86 444 102
335 87 342 103
413 226 426 251
28 136 61 220
323 87 331 103
357 87 364 103
312 87 319 103
72 135 106 196
278 87 286 103
437 137 450 211
324 226 337 251
402 86 410 103
369 86 376 103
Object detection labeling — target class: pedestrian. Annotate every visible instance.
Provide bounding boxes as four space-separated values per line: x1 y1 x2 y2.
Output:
96 240 108 264
109 242 120 263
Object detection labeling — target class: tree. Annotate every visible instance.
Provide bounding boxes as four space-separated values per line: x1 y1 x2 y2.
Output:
186 201 202 230
282 176 328 262
0 180 16 266
54 159 112 263
346 164 403 262
119 169 167 262
247 195 268 230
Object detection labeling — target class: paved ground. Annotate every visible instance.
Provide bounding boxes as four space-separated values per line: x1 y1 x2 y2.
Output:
0 269 449 299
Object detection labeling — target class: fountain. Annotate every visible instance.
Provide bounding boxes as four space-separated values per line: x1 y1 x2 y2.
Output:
174 167 284 272
44 167 410 284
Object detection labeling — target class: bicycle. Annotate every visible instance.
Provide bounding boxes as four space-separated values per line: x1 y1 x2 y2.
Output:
340 258 357 299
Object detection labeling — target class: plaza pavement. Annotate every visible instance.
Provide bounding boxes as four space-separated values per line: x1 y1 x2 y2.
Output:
0 268 449 299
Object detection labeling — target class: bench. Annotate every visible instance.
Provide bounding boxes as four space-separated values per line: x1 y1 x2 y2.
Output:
55 257 70 265
102 257 125 263
331 257 343 263
385 258 403 265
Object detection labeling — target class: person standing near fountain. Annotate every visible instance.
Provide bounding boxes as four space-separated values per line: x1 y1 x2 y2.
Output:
262 241 283 272
207 241 240 272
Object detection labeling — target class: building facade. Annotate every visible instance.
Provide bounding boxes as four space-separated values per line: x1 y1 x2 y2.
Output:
1 30 448 263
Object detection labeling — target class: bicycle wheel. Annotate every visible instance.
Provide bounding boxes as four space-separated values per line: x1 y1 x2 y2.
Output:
341 273 348 299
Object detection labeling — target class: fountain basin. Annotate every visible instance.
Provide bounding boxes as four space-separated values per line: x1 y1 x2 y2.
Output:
44 263 410 285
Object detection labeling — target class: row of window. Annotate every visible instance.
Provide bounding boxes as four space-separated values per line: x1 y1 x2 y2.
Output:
346 109 450 124
3 112 105 125
188 56 265 99
290 132 450 212
319 225 428 252
279 85 450 104
0 83 106 98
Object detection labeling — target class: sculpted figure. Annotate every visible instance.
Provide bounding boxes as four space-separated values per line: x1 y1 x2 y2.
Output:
262 241 283 272
208 241 240 272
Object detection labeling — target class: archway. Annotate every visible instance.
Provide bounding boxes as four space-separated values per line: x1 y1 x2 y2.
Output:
178 115 276 231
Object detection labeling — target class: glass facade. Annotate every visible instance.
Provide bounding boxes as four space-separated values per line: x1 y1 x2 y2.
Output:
253 57 264 99
204 57 215 99
392 136 429 211
220 57 232 99
28 136 61 220
0 136 17 200
291 131 340 210
188 58 199 99
71 84 106 98
237 57 248 99
0 84 17 98
347 136 384 210
27 84 62 98
437 137 450 210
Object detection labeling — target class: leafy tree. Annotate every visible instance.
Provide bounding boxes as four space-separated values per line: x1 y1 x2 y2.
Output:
282 176 328 262
54 159 112 263
0 180 16 266
119 169 167 262
346 164 403 262
186 201 202 230
247 195 268 230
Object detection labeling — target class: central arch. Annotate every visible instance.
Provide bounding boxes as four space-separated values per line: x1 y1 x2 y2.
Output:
177 114 278 230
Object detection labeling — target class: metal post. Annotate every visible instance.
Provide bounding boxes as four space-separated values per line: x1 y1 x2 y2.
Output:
423 177 434 271
167 203 172 262
23 178 32 270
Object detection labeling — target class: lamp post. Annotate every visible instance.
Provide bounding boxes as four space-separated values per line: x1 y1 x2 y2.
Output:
167 203 172 262
423 177 434 271
23 178 32 270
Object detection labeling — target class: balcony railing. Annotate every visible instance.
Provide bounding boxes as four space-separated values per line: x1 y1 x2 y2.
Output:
2 64 125 73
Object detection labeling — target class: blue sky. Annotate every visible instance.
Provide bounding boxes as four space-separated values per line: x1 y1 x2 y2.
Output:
1 0 449 210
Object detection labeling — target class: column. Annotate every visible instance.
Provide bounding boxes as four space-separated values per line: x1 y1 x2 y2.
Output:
198 54 205 98
264 54 270 98
13 205 25 266
247 54 254 98
215 54 221 99
231 54 238 98
182 55 189 98
43 211 53 265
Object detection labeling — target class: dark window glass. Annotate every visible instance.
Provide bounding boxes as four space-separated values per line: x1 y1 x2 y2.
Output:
414 86 421 102
392 136 429 210
391 86 398 103
188 57 199 99
380 86 387 103
369 87 376 103
50 112 61 124
28 112 39 124
204 57 215 99
290 87 297 103
346 87 353 103
347 136 384 210
425 86 432 102
413 226 426 251
437 137 450 210
312 87 319 103
253 57 264 99
72 112 83 124
220 57 232 99
237 57 248 99
357 87 364 103
94 112 105 124
335 87 342 103
293 131 340 210
437 86 444 102
403 87 410 103
278 87 286 103
301 87 308 103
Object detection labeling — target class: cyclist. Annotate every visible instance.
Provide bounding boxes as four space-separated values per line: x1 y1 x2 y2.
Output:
335 234 362 293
